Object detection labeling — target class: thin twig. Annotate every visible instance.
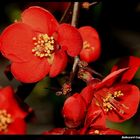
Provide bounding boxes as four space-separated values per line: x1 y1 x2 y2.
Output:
69 56 80 83
60 2 80 95
69 2 80 83
71 2 80 27
83 67 103 78
59 2 72 23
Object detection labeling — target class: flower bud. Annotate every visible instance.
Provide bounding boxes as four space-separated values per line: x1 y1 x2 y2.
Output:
62 93 86 128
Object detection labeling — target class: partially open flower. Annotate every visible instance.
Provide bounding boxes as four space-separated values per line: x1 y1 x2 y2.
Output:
0 6 82 83
0 86 27 134
79 26 101 63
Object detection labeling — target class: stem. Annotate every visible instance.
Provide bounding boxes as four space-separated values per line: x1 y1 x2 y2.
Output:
69 2 80 84
89 1 98 6
60 2 80 95
69 56 79 83
70 2 80 83
83 67 103 78
71 2 80 27
59 2 72 23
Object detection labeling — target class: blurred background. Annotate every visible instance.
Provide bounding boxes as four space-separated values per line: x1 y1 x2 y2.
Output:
0 1 140 134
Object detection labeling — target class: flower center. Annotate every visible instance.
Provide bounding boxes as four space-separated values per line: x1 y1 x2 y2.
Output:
0 109 13 132
83 41 90 49
32 34 55 58
102 91 129 114
94 130 100 134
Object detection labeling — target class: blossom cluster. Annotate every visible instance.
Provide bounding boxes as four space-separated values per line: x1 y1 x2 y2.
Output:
0 5 139 135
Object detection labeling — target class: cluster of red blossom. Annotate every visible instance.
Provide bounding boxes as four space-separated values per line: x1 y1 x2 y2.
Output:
0 6 140 135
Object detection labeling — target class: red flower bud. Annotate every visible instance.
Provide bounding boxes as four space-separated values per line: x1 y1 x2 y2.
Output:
62 93 86 128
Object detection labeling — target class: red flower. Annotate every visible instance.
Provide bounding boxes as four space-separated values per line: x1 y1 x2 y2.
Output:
0 86 27 134
79 26 101 63
91 67 140 122
0 6 83 83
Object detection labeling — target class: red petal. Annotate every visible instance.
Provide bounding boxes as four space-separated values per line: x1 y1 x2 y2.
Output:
86 98 106 129
11 58 50 83
62 93 86 128
0 23 36 63
94 68 129 89
111 56 140 83
79 26 101 62
0 86 14 109
6 118 26 134
22 6 59 35
49 50 67 77
106 84 140 122
80 85 93 106
57 23 83 57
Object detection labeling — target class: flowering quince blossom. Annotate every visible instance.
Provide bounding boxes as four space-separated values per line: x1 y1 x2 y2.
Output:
0 6 83 83
90 68 140 122
62 63 140 130
0 86 27 134
62 68 127 128
78 26 101 63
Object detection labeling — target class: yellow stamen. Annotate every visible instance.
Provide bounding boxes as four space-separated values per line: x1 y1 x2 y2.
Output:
102 91 127 113
83 41 90 49
94 130 100 134
32 34 55 58
0 109 13 132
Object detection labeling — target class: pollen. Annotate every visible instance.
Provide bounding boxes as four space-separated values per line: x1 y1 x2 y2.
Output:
83 41 90 49
102 91 127 113
0 109 13 132
32 34 55 58
94 130 100 134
